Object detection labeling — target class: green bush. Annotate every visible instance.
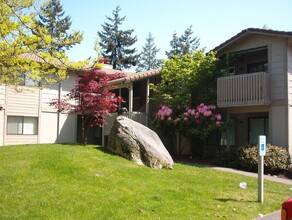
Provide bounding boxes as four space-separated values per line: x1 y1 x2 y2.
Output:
237 144 290 173
213 150 240 168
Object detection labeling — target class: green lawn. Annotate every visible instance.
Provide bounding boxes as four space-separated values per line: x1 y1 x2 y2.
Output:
0 144 290 219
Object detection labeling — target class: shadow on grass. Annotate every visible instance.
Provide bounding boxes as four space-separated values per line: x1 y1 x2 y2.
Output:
215 198 257 203
175 161 215 169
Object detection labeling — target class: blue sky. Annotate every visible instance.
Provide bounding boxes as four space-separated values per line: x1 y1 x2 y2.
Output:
61 0 292 62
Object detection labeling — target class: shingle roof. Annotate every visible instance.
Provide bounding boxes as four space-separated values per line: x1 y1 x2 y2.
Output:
19 53 125 75
212 28 292 52
19 53 64 65
109 69 161 85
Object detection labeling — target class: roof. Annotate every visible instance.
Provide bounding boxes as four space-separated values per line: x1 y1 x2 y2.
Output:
212 28 292 52
19 53 124 75
19 53 64 65
109 69 161 85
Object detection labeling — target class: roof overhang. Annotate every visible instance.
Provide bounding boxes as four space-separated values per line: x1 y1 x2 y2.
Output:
212 28 292 53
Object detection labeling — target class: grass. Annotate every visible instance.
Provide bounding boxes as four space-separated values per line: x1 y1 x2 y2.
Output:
0 144 290 219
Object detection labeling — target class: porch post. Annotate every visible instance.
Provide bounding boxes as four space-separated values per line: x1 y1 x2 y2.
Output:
128 84 133 114
226 110 230 151
146 78 150 127
102 125 105 147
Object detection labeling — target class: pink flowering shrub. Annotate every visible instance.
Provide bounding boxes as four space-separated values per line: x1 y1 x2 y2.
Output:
153 103 223 141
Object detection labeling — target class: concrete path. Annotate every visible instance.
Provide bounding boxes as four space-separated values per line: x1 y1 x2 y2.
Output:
254 210 280 220
213 166 292 185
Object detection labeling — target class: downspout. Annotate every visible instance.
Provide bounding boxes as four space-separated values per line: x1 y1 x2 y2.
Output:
37 88 42 143
56 81 62 143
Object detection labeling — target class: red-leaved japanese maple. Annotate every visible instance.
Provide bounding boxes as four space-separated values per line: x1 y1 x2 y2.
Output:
50 67 125 145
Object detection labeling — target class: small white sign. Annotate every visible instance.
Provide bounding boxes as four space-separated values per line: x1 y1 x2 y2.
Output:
258 135 266 156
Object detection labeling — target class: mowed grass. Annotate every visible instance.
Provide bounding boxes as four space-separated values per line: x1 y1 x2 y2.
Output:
0 144 291 219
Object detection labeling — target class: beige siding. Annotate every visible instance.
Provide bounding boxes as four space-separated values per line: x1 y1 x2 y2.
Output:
0 111 4 145
218 35 288 103
269 105 287 147
288 39 292 104
270 39 287 103
289 106 292 155
39 112 58 143
41 87 59 112
62 75 76 91
5 135 38 145
0 85 6 106
0 73 78 146
6 87 40 116
58 113 77 143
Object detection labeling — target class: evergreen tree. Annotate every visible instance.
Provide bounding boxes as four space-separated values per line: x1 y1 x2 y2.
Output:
166 26 200 59
39 0 82 52
179 26 200 55
98 6 138 70
136 33 161 72
165 32 180 59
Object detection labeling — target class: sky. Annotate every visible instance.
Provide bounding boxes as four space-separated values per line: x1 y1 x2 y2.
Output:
60 0 292 62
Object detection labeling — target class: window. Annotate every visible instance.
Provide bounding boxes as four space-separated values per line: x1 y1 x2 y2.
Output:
7 116 38 135
19 72 40 87
247 62 268 73
248 117 269 144
220 119 235 146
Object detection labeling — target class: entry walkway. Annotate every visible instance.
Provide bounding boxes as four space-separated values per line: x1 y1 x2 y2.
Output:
213 166 292 185
213 166 292 220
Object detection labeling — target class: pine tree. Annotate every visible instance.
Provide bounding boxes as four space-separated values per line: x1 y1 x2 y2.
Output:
39 0 82 52
179 26 200 54
166 26 200 59
165 32 181 59
98 6 138 70
136 33 161 72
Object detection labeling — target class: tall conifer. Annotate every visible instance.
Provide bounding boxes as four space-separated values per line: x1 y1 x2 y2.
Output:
39 0 82 52
98 6 138 70
166 26 200 59
136 33 161 72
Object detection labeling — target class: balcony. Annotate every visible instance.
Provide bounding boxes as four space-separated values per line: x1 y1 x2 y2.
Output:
217 72 270 108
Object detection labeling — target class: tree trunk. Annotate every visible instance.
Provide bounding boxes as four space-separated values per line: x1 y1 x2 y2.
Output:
81 115 87 145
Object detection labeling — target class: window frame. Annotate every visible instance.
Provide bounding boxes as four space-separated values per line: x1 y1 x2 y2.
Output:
7 116 38 135
248 117 269 144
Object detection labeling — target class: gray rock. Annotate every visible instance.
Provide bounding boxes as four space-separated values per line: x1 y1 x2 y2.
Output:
106 116 174 169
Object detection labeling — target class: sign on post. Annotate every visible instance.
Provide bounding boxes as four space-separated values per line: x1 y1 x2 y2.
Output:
259 135 266 156
258 135 266 203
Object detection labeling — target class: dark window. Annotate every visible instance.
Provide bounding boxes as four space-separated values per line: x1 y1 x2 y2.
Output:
247 62 268 73
248 117 269 144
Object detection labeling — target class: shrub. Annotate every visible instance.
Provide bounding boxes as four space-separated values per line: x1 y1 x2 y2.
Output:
213 150 240 168
237 144 290 173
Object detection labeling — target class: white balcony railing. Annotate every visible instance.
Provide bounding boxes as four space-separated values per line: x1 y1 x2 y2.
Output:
103 112 148 136
217 72 270 107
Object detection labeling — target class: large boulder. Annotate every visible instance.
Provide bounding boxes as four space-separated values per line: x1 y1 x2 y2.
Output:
106 116 173 169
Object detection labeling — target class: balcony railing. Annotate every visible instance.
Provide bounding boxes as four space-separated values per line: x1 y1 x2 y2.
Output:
217 72 270 107
103 112 148 136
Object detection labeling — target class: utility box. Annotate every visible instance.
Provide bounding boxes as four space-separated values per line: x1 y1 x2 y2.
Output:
282 197 292 220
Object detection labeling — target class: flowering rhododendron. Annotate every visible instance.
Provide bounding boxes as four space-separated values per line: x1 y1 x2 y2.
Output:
153 103 223 146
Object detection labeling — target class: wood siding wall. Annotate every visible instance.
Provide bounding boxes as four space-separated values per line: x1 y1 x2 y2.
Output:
1 74 77 146
217 34 291 151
